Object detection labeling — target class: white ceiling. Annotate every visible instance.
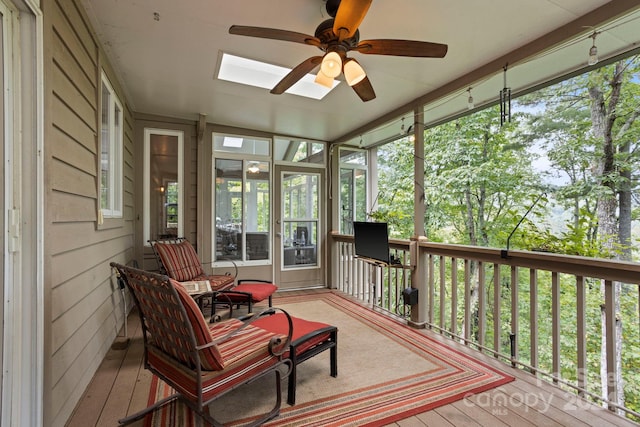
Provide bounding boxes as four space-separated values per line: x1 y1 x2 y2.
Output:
82 0 640 147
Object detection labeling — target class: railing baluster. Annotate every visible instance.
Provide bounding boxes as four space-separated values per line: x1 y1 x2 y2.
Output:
464 259 471 343
439 255 446 330
511 266 519 365
451 257 458 336
552 271 560 383
478 261 486 348
530 269 538 373
493 263 500 356
604 279 618 411
428 254 435 325
576 276 586 397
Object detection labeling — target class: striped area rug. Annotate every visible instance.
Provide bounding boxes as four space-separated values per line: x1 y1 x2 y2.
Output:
144 291 514 426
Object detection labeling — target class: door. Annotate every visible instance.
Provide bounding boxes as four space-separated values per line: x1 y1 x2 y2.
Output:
274 165 325 290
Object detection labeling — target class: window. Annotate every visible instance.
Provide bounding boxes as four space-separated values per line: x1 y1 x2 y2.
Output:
99 72 123 218
213 133 271 263
274 137 326 165
143 128 183 242
339 148 368 234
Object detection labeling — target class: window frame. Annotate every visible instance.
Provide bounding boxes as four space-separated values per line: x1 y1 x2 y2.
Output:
143 128 184 244
338 147 369 234
98 70 124 220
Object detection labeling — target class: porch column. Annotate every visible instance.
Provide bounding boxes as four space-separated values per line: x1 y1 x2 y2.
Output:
413 108 425 237
411 109 427 325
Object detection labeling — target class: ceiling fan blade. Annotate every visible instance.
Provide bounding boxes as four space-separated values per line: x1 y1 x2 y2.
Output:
333 0 372 40
352 75 376 102
355 39 448 58
271 56 323 95
229 25 321 47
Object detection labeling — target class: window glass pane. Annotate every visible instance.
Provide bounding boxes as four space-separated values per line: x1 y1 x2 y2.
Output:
245 161 270 260
113 102 122 212
215 159 243 260
213 134 270 156
282 173 318 268
354 169 367 222
340 168 354 234
340 148 367 165
274 137 325 165
100 74 123 218
100 82 111 211
165 182 178 229
149 133 179 239
339 148 368 234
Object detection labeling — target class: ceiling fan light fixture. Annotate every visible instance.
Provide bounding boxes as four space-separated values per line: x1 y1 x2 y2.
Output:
321 51 342 78
314 70 334 88
344 59 366 86
247 162 260 174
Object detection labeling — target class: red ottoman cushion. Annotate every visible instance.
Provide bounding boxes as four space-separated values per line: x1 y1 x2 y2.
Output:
253 313 334 355
227 282 277 303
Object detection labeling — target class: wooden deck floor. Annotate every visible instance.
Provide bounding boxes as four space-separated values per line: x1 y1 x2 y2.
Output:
66 290 638 427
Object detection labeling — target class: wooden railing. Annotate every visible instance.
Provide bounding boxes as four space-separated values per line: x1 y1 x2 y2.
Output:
331 232 640 421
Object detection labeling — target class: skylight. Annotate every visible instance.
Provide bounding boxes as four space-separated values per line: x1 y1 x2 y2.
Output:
217 53 339 100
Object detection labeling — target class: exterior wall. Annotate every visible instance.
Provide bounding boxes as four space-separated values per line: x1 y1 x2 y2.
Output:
43 0 134 425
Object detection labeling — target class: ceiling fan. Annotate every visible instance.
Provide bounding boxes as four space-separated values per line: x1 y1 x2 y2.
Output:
229 0 448 102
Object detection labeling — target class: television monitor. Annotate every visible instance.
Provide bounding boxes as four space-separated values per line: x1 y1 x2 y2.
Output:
353 221 390 264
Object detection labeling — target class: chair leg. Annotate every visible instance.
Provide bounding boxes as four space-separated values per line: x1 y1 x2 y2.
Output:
330 330 338 377
118 392 180 425
287 351 298 405
268 295 273 307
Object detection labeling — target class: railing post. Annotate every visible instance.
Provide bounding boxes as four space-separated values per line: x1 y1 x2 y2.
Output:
410 239 428 326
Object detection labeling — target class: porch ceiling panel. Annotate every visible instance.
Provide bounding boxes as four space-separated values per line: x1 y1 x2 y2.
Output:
81 0 640 145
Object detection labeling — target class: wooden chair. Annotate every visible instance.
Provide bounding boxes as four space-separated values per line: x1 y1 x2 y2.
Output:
149 237 278 317
110 262 292 426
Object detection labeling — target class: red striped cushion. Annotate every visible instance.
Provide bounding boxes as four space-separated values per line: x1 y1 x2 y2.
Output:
155 241 204 281
172 279 225 370
191 273 235 291
147 341 280 403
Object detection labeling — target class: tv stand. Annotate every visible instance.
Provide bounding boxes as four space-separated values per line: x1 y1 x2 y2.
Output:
355 256 412 308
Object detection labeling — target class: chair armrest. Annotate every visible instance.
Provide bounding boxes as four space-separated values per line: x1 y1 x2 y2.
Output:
202 259 238 279
290 325 337 348
237 279 272 284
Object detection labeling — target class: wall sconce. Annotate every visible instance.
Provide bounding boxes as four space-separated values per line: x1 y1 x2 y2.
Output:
467 87 475 110
588 32 599 66
160 186 165 193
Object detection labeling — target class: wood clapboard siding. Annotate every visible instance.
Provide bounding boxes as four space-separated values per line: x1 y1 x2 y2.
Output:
52 62 96 130
45 0 135 425
51 127 95 175
51 159 96 198
51 0 97 79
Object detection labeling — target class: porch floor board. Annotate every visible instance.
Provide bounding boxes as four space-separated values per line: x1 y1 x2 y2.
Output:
65 290 638 427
